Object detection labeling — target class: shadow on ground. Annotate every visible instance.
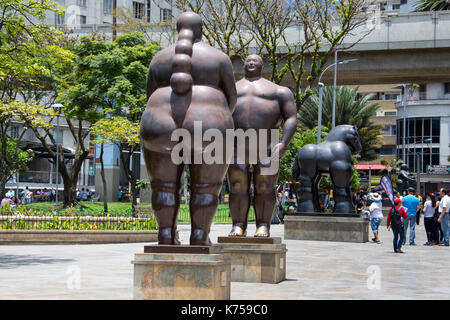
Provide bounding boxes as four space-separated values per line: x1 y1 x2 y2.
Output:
0 254 75 269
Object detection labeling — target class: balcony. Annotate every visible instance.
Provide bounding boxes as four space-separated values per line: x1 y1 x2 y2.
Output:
17 171 61 184
380 135 396 145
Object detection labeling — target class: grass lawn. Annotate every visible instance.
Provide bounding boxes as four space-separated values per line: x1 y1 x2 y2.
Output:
21 201 145 214
18 201 255 223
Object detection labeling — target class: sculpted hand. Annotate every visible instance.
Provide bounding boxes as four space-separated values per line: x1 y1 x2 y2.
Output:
270 143 286 161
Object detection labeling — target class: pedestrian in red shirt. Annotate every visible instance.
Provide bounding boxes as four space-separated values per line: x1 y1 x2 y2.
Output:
387 198 408 253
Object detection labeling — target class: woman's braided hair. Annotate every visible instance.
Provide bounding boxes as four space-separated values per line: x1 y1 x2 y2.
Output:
170 12 202 95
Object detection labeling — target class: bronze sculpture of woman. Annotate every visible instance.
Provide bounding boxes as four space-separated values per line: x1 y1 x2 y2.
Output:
140 12 237 246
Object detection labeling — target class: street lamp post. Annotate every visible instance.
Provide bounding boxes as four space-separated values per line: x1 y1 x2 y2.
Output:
317 58 358 144
52 104 64 212
332 50 338 129
317 82 324 144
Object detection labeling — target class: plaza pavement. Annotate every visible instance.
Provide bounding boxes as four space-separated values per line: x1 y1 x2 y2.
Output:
1 222 449 300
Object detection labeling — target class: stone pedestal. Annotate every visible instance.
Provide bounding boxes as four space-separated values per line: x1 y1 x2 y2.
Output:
217 237 287 284
284 213 369 243
132 245 231 300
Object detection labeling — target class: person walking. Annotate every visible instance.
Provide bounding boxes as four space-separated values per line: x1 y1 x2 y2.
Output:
434 196 444 244
437 188 449 247
415 191 423 225
357 194 370 221
423 194 436 245
387 198 407 253
369 192 383 243
24 187 33 204
402 187 421 246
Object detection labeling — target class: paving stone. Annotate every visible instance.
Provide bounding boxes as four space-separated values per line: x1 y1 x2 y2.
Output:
0 223 448 299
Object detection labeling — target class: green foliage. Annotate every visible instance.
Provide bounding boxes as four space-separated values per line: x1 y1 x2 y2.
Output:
414 0 450 11
0 1 72 195
60 32 161 122
136 179 150 191
90 116 140 146
0 136 33 182
299 86 383 161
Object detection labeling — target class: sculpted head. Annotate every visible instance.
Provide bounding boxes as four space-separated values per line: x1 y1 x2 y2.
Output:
244 54 263 78
326 125 362 154
346 125 362 154
176 11 203 41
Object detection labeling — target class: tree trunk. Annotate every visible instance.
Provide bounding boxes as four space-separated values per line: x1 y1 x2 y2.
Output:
119 145 137 216
59 150 89 208
62 179 77 208
130 178 137 216
100 143 108 214
0 178 7 201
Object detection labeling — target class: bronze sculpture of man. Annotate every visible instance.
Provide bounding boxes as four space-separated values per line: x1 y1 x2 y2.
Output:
140 12 237 246
227 54 297 237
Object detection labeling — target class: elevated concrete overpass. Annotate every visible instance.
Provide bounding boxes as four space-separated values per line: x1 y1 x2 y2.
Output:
231 11 450 86
73 11 450 86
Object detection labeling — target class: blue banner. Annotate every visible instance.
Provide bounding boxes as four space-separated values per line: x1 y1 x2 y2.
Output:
380 175 395 207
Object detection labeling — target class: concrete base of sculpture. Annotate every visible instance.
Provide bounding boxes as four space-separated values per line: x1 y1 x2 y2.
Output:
217 237 287 284
132 245 231 300
284 213 369 243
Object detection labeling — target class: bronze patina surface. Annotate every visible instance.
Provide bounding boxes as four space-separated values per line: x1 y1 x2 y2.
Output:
140 12 237 246
227 54 297 238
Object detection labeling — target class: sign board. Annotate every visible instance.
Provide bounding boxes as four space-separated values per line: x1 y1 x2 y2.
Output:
432 165 450 174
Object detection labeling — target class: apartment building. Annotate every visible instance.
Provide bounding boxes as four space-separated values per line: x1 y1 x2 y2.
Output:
395 82 450 192
354 83 450 192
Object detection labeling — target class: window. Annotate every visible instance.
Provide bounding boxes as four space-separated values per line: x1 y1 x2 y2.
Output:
381 125 396 136
380 148 394 155
77 0 87 7
384 111 396 116
104 0 113 14
133 2 145 19
78 15 87 24
419 84 426 100
445 83 450 94
160 8 172 22
397 117 440 144
147 0 151 22
8 126 19 139
55 12 65 25
400 0 408 4
392 4 400 9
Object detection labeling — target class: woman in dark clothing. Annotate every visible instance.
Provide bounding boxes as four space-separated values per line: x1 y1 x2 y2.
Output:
434 196 444 244
423 194 436 245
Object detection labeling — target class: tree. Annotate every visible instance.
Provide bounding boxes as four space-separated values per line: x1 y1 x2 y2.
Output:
0 134 33 198
60 32 159 209
414 0 450 11
90 116 140 213
298 85 383 161
0 1 74 198
113 6 177 44
165 0 373 107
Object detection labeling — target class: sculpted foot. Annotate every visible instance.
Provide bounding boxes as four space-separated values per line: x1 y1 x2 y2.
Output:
298 200 315 213
254 225 270 237
190 228 212 246
158 227 180 245
334 201 353 213
228 225 247 237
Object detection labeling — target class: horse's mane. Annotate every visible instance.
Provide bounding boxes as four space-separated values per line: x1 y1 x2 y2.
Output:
325 125 355 142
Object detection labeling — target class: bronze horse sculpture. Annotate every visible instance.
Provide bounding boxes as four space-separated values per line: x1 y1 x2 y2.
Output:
292 125 362 213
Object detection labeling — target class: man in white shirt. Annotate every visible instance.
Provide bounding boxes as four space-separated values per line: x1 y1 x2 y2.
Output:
438 188 449 246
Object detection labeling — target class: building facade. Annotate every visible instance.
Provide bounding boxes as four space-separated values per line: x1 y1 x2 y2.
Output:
395 83 450 192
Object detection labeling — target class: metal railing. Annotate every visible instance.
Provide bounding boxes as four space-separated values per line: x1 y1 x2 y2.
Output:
177 206 256 223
